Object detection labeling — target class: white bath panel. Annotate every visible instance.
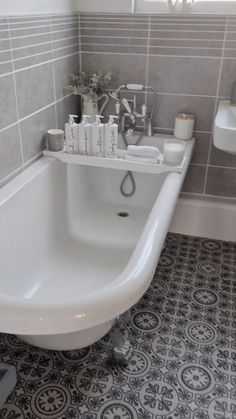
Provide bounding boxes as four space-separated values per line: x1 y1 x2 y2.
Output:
170 197 236 242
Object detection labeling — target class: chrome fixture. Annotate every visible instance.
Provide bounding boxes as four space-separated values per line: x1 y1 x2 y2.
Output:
109 84 158 197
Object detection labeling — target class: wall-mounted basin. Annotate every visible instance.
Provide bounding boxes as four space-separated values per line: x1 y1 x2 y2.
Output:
214 100 236 155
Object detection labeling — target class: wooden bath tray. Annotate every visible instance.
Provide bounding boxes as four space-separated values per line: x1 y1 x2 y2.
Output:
43 149 186 175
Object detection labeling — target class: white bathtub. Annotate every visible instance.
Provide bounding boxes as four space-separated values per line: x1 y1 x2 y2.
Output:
0 135 194 350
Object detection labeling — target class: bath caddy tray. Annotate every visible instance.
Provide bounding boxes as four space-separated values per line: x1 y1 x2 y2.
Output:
43 149 186 174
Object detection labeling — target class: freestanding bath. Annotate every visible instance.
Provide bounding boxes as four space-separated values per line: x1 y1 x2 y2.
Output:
0 135 194 350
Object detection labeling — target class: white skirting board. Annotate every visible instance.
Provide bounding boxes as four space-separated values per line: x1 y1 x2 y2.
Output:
170 198 236 242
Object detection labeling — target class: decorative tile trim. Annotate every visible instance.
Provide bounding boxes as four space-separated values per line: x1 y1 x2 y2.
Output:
80 13 229 58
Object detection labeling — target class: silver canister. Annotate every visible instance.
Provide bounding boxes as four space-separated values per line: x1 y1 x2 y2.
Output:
47 129 64 151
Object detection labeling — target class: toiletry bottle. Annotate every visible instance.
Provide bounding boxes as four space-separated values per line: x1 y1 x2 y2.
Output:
91 115 105 157
78 115 92 155
65 114 79 154
104 115 118 158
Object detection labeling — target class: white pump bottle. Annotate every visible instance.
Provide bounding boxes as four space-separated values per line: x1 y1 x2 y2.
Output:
104 115 118 158
65 114 79 154
78 115 92 155
91 115 105 157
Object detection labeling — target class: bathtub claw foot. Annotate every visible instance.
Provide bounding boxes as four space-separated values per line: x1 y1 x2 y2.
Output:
110 310 133 366
113 340 133 366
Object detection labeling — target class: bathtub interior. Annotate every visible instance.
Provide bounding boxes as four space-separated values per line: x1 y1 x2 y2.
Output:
0 159 167 303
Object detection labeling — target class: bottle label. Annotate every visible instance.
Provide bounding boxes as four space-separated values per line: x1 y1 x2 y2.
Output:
84 129 89 155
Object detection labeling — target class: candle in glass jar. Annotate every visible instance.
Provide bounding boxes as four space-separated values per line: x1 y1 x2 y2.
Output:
164 140 185 165
174 113 195 141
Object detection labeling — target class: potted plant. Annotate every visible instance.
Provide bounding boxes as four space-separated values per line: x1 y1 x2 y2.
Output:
67 71 114 120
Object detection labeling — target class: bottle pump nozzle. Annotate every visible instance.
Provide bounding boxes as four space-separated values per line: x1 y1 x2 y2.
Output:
81 115 91 124
95 115 104 124
68 114 78 124
108 115 119 124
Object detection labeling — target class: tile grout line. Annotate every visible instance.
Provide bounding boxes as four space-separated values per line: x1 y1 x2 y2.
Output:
49 15 58 129
15 42 79 62
181 191 236 202
0 50 79 78
0 26 79 42
7 16 24 168
80 43 224 51
0 43 80 70
0 20 78 33
0 35 80 55
203 15 228 195
78 13 82 72
0 150 44 188
80 51 223 59
0 93 73 135
0 166 23 188
144 14 151 103
191 163 236 170
77 34 234 40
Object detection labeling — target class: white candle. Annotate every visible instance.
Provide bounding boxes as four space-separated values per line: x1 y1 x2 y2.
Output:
174 113 195 141
164 140 185 165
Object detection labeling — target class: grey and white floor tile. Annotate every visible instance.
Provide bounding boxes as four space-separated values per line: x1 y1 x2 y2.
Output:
0 233 236 419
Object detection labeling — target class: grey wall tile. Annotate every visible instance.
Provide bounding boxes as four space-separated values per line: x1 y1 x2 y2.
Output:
56 95 79 130
0 62 13 76
52 29 78 41
0 125 22 182
15 63 54 118
0 12 80 188
54 54 79 100
0 39 11 52
182 164 206 194
191 133 211 165
10 25 51 38
21 105 56 163
52 22 78 32
52 37 79 50
14 52 53 71
151 94 215 132
81 36 147 47
12 43 51 60
148 47 222 57
209 144 236 168
80 21 148 30
0 75 18 130
82 53 147 89
206 167 236 198
0 51 12 65
53 45 79 59
0 28 10 40
148 56 220 96
149 29 224 40
82 44 147 54
11 33 51 49
150 38 223 48
219 59 236 97
9 16 51 24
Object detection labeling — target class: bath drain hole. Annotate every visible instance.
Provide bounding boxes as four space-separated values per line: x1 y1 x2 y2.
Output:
117 211 129 218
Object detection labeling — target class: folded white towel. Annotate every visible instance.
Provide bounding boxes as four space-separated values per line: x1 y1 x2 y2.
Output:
127 145 161 159
125 154 158 164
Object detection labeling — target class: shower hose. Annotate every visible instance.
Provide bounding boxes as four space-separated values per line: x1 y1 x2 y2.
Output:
119 126 144 197
118 91 158 198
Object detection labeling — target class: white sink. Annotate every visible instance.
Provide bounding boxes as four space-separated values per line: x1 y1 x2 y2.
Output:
214 100 236 155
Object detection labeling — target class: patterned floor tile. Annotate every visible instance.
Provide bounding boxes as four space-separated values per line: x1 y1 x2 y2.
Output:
0 233 236 418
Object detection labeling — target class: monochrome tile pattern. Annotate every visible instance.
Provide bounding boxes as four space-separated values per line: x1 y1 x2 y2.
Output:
0 233 236 419
80 12 236 201
0 13 79 186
